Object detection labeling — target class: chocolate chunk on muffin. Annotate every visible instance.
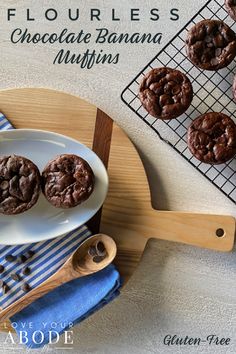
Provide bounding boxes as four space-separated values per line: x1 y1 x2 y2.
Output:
186 19 236 70
0 155 41 215
139 67 193 120
225 0 236 21
42 154 94 208
187 112 236 164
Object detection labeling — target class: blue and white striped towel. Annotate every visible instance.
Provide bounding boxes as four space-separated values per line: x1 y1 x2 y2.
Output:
0 226 91 309
0 112 121 348
0 112 13 131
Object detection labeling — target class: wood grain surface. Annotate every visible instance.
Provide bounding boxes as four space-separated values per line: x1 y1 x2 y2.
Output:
0 88 235 332
87 109 113 234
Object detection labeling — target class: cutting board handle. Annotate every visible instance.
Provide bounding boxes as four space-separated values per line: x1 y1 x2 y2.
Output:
149 210 235 251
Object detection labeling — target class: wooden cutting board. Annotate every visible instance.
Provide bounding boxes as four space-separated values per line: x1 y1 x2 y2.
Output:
0 88 235 331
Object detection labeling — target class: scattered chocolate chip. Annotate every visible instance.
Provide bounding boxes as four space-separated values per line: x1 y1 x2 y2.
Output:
21 283 31 292
22 267 31 276
0 265 4 274
2 284 9 294
17 255 27 264
27 250 35 259
93 255 106 263
10 273 21 282
5 254 16 262
95 241 106 257
88 245 97 257
21 255 27 263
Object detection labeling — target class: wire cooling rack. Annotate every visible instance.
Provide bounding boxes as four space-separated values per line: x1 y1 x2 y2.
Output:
121 0 236 205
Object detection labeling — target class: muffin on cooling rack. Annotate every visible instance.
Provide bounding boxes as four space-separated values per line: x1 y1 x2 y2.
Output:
186 19 236 70
139 67 193 120
187 112 236 164
42 154 95 208
0 155 41 215
225 0 236 21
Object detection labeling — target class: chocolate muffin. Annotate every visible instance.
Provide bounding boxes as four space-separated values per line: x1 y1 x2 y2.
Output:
139 67 193 120
42 154 95 208
186 19 236 70
187 112 236 164
225 0 236 21
0 155 41 215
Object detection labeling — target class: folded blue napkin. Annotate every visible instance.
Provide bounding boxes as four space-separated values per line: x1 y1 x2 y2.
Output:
0 112 121 348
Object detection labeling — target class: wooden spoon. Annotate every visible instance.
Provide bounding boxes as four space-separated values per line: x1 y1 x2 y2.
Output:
0 234 117 321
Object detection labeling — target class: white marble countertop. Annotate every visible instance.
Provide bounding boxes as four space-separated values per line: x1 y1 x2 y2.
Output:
0 0 235 353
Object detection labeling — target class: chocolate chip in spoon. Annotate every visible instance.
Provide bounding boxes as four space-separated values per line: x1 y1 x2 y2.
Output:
88 240 107 263
93 255 106 263
88 245 97 257
95 241 107 257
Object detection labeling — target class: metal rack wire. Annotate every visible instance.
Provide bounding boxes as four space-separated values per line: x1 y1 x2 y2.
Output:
121 0 236 205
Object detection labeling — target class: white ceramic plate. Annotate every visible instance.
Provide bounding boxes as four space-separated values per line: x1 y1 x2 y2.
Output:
0 129 108 245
